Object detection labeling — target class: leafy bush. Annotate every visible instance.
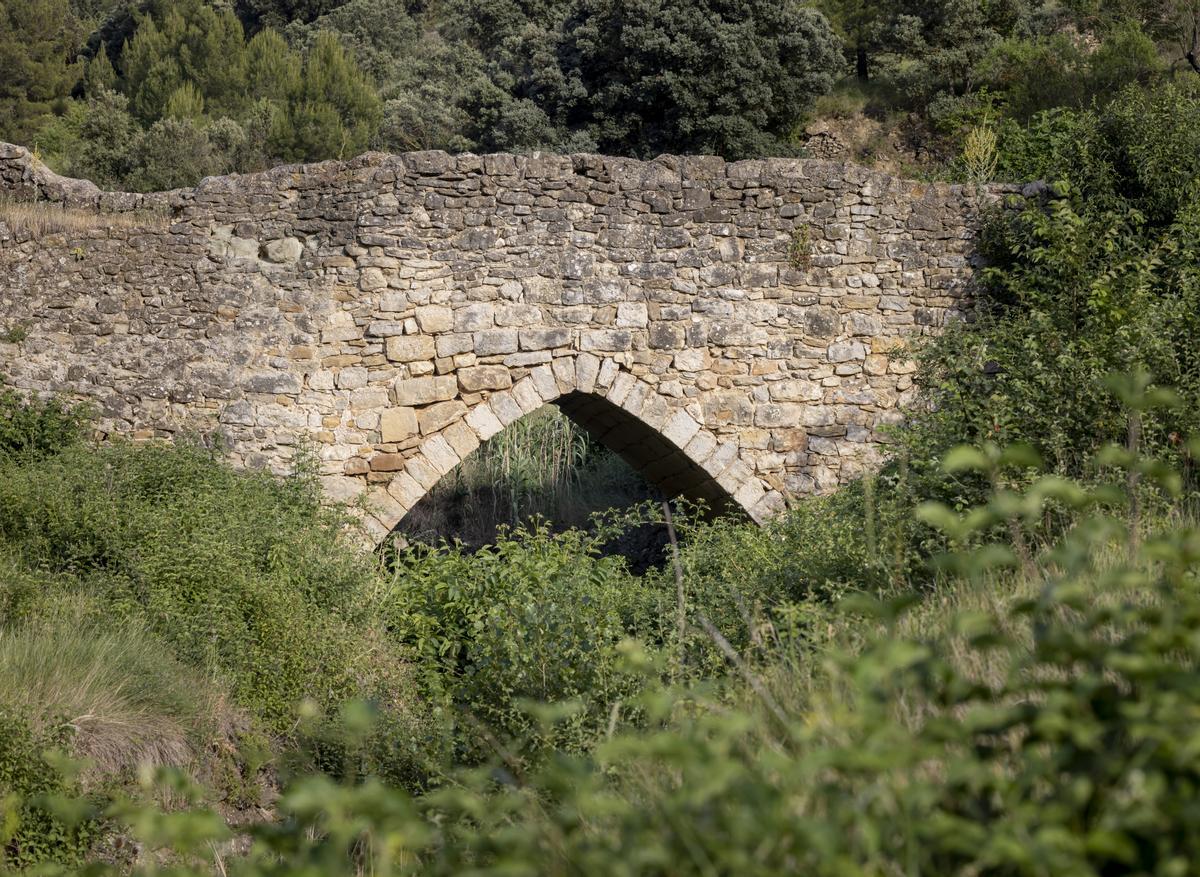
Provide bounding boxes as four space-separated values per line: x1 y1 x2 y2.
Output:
0 440 423 744
903 83 1200 490
382 523 659 761
0 713 96 870
0 386 90 461
17 428 1200 875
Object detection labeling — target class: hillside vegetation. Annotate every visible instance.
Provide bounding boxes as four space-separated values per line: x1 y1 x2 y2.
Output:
2 0 1198 186
4 0 1200 873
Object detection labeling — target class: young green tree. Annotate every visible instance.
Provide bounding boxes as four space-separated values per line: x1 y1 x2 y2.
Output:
290 0 480 152
244 27 300 103
0 0 84 144
164 81 206 120
83 44 117 95
269 30 381 161
121 0 249 123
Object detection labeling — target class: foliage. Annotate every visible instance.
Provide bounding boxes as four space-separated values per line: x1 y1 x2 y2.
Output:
382 522 658 762
0 0 83 145
0 385 91 461
902 83 1200 487
287 0 477 153
267 30 381 162
0 713 95 870
0 439 421 742
555 0 843 159
10 424 1200 874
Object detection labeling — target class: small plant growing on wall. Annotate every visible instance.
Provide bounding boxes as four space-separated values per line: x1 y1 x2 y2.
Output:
788 225 812 269
1 323 28 344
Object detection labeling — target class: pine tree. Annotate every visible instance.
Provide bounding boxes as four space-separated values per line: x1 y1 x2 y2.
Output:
122 0 248 123
0 0 84 144
270 31 381 161
164 81 205 119
245 28 301 103
84 44 117 95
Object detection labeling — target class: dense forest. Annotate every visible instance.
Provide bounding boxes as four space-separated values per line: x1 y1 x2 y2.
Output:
2 0 1198 189
5 0 1200 874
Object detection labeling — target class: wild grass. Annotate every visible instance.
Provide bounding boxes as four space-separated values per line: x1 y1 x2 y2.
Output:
0 596 226 775
399 406 649 547
0 197 168 238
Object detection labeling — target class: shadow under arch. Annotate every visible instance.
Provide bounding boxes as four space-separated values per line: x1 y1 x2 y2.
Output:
357 359 783 546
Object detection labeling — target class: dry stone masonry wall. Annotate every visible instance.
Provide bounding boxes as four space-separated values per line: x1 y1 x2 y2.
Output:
0 142 1014 544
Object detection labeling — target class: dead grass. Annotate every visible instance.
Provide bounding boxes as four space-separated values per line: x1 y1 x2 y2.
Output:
0 595 227 777
0 197 168 238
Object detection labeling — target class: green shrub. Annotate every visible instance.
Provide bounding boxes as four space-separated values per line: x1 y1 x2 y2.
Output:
382 522 658 762
27 433 1200 876
905 83 1200 493
0 386 91 461
0 440 423 744
0 713 97 870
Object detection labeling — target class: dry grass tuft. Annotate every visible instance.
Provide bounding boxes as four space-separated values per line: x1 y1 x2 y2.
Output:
0 598 226 776
0 197 168 238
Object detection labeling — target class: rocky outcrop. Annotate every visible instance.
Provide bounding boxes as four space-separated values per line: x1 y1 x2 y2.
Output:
0 142 1015 544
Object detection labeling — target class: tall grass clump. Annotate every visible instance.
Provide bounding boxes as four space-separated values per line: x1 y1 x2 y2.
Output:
0 606 225 776
400 406 649 547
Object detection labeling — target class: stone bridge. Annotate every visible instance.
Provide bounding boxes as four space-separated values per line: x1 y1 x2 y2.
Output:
0 143 1010 544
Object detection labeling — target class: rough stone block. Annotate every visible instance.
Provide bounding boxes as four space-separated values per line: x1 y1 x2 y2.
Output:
418 400 467 434
490 392 524 425
616 302 649 328
457 365 512 392
394 375 457 406
415 305 453 333
386 471 425 508
519 328 571 350
386 335 435 362
474 329 519 356
512 377 544 413
496 304 543 326
442 420 480 458
466 404 504 441
264 237 303 263
455 303 495 332
436 333 474 357
422 434 460 474
662 410 701 448
370 452 407 472
350 387 390 410
575 353 601 394
581 329 633 352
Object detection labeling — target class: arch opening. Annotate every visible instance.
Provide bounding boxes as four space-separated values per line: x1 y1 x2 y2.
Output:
355 360 779 550
393 402 651 550
389 389 744 566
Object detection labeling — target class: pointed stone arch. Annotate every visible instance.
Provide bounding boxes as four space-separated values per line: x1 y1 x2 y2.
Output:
354 354 784 546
